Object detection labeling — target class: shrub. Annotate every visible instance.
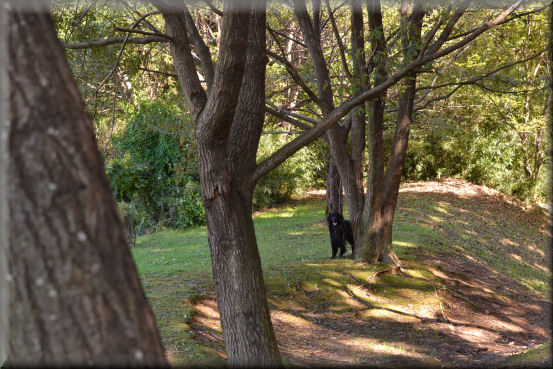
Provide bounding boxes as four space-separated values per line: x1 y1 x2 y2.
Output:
253 133 327 209
107 99 205 233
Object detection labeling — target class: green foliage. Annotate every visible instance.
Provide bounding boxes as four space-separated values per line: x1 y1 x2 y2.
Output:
107 99 205 234
401 11 549 202
254 133 327 209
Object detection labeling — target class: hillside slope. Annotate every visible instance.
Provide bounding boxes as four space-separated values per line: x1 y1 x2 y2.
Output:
133 179 551 367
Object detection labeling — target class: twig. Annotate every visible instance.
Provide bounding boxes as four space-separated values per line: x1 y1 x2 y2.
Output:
434 286 450 322
92 11 161 120
139 67 178 78
63 35 167 49
262 131 303 135
114 26 172 39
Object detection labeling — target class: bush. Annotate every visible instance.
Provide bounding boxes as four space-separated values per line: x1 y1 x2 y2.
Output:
253 133 327 209
402 120 550 202
116 201 141 246
107 99 205 234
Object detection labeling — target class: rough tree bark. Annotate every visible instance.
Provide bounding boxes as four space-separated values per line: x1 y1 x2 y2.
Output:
377 0 425 265
157 1 282 366
326 159 344 214
354 0 387 262
3 5 167 367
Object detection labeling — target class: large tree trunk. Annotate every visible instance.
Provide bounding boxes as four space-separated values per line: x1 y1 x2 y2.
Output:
3 7 167 367
378 1 424 265
161 2 282 365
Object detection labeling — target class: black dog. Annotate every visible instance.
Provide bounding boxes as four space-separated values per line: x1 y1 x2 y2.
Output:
327 212 355 258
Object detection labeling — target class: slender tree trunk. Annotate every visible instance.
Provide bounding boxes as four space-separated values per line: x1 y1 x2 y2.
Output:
379 1 424 265
355 0 387 262
3 7 167 367
326 159 343 214
348 0 368 233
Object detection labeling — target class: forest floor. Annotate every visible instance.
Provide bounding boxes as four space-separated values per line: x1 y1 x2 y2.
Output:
133 179 552 368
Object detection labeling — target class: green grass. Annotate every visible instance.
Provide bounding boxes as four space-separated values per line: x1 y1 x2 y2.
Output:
132 187 550 367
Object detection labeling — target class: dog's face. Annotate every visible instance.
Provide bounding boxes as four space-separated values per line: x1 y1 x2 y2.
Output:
328 212 344 227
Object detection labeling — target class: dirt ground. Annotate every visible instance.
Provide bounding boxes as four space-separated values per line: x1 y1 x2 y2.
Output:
189 180 551 367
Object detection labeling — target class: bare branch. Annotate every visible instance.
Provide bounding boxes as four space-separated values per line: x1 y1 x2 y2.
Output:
139 67 178 78
92 11 160 119
63 35 168 49
267 26 307 48
418 9 449 57
265 105 317 128
183 4 215 89
266 48 321 106
114 26 172 39
324 0 351 78
417 46 549 92
426 0 470 55
156 2 207 118
203 0 223 16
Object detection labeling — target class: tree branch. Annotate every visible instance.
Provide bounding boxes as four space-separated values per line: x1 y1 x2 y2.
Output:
114 26 172 39
139 67 178 78
92 11 160 119
203 0 223 16
267 25 307 48
63 35 168 49
417 46 549 92
253 0 523 183
426 0 470 55
183 4 215 90
265 105 316 131
447 4 551 42
324 0 351 79
156 1 207 118
266 48 322 106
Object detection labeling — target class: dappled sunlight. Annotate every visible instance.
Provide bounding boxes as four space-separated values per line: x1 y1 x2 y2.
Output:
322 278 344 287
455 326 503 344
357 308 418 323
344 338 429 360
149 248 174 253
428 215 445 223
510 253 522 262
135 179 550 367
272 311 318 330
393 241 416 248
501 238 520 247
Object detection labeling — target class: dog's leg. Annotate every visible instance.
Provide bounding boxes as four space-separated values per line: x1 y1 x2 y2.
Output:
331 242 338 259
339 242 346 258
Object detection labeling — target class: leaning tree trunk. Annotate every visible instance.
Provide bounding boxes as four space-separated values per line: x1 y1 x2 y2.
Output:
3 7 167 367
378 1 424 265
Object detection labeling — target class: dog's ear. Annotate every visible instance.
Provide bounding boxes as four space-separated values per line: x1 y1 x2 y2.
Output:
338 213 344 222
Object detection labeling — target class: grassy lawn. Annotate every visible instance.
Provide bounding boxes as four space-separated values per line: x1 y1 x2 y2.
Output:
132 180 551 367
